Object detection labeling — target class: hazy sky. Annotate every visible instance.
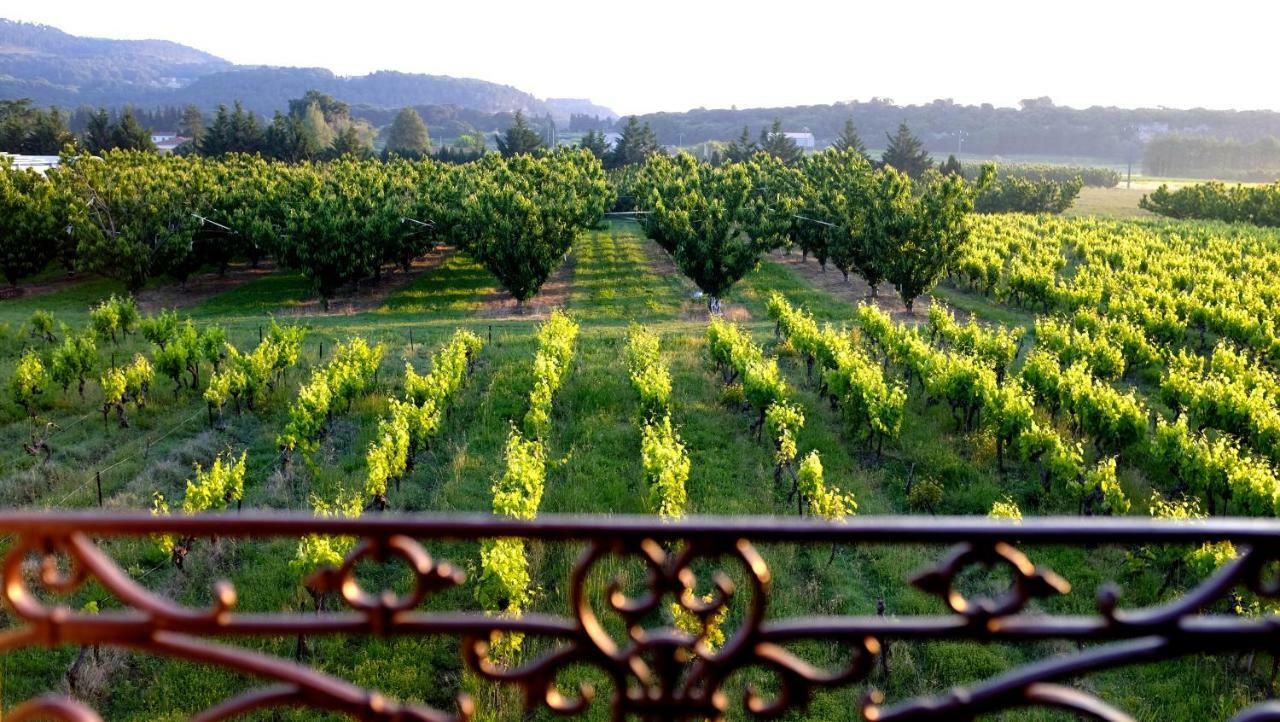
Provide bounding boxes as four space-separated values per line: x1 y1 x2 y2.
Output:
5 0 1276 115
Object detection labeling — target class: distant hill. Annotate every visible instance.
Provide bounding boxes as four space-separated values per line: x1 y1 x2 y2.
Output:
545 98 618 121
0 19 231 102
0 19 614 121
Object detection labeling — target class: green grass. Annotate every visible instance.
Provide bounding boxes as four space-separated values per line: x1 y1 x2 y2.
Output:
0 220 1264 721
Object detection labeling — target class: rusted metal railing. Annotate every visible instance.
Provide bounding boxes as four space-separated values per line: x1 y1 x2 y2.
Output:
4 511 1280 721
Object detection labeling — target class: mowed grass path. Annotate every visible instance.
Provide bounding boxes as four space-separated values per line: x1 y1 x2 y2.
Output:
0 222 1260 721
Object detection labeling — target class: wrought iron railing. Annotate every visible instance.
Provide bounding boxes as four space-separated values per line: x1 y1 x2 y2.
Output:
3 512 1280 721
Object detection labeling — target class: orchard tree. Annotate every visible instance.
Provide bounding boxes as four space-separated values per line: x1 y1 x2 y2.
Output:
806 149 876 286
882 122 932 177
54 151 200 290
0 159 67 285
870 168 978 312
458 150 607 309
641 154 788 311
275 161 386 307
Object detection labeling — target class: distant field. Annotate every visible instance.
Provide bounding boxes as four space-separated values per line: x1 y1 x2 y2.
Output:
1065 186 1156 219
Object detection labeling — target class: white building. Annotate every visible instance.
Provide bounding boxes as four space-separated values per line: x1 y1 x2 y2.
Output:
154 136 190 154
784 132 816 151
1 154 59 172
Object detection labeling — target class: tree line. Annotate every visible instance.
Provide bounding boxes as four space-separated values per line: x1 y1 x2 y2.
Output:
0 148 610 309
627 148 987 313
1140 181 1280 226
573 96 1280 162
1143 134 1280 181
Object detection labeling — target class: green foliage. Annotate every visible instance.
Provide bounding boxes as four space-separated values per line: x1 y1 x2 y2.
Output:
180 451 247 513
881 122 932 178
670 594 729 651
385 107 431 157
641 415 690 520
961 162 1119 188
765 401 804 469
207 321 306 417
758 119 803 166
28 309 56 343
292 490 364 576
797 451 857 520
1141 180 1280 227
88 295 137 344
0 158 73 285
907 476 943 513
975 174 1082 214
831 118 868 159
50 328 96 397
634 153 792 307
10 349 46 415
927 302 1023 377
494 110 544 157
626 324 671 421
1069 457 1130 515
455 151 608 304
867 167 976 312
523 311 579 439
606 116 663 169
989 497 1022 521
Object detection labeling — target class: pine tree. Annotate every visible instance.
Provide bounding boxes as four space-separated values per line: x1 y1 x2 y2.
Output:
941 154 964 177
606 116 662 169
881 122 932 177
111 109 156 152
759 119 803 165
579 129 609 160
831 118 868 159
228 102 263 154
27 108 74 154
83 108 113 154
385 107 430 158
723 125 758 164
200 105 232 155
495 111 545 157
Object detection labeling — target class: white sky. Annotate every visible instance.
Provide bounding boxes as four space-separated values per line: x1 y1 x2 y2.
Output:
4 0 1277 116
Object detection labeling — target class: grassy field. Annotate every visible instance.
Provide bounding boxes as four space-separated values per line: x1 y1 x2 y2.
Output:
1065 186 1156 219
0 221 1264 720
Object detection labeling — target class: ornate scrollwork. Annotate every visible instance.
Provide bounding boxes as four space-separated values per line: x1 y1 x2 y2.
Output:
0 512 1279 721
909 541 1070 623
465 536 875 720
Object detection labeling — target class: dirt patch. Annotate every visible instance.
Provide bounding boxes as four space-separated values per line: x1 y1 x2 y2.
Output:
769 250 935 324
136 262 280 313
266 246 455 318
475 250 576 320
